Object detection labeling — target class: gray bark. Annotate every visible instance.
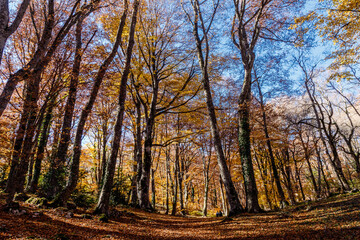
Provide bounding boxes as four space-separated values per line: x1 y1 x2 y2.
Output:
94 0 139 214
186 0 244 216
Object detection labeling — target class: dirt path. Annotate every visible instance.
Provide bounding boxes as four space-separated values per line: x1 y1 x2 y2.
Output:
0 192 359 239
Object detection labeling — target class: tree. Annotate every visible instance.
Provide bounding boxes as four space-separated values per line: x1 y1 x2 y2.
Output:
51 0 133 207
95 0 140 214
183 0 244 216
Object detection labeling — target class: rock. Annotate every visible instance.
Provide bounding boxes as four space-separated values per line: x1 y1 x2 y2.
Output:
66 202 77 211
14 193 30 202
25 197 47 208
305 206 314 211
82 214 93 219
32 211 44 218
99 214 109 223
65 212 74 218
0 224 7 232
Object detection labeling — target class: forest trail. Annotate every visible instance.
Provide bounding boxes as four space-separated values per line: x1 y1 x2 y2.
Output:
0 192 359 240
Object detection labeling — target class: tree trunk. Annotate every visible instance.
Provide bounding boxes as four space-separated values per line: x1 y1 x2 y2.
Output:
5 71 41 202
46 16 85 199
171 150 178 216
138 70 159 211
256 80 288 208
26 97 55 193
51 1 133 208
94 0 139 215
238 68 261 212
189 0 244 216
151 168 156 209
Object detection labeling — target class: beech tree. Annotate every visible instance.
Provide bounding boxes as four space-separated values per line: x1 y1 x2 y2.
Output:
183 0 244 216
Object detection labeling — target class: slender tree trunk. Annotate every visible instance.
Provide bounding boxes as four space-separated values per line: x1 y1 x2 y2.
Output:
256 80 288 208
171 149 178 216
51 1 134 208
94 0 139 214
151 168 156 209
99 120 108 188
294 157 306 201
46 16 85 199
178 157 185 215
203 172 209 217
26 97 55 193
189 0 243 216
165 147 170 214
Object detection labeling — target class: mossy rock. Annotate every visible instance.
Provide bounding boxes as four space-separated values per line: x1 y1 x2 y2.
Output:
25 197 47 208
52 233 70 240
82 214 93 219
14 193 30 202
4 201 20 211
99 214 109 223
66 202 77 211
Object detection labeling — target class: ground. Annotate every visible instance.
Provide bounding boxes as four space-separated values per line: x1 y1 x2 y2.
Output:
0 192 359 240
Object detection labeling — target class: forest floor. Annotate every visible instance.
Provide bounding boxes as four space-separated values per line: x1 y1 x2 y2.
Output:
0 192 359 240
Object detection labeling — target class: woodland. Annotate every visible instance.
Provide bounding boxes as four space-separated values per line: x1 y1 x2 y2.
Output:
0 0 360 238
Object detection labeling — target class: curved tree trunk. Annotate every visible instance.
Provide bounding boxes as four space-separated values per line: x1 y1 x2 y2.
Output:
51 1 133 208
94 0 139 215
187 0 244 216
26 97 56 193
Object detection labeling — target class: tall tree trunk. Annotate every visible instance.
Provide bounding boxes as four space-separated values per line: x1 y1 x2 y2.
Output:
178 156 185 215
202 172 209 217
256 79 288 208
171 148 178 216
5 71 42 202
151 168 156 209
26 96 56 193
94 0 139 215
51 1 134 208
46 15 85 199
238 69 261 212
138 63 159 210
188 0 244 216
165 147 170 214
293 154 306 201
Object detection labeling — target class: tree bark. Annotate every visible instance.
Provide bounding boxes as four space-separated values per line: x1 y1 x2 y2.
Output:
51 0 133 208
94 0 139 215
188 0 244 216
26 96 55 193
256 79 288 208
238 69 261 212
